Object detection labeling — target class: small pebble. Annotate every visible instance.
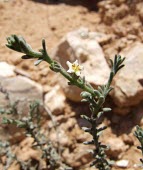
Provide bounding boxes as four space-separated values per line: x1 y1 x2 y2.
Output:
116 159 129 168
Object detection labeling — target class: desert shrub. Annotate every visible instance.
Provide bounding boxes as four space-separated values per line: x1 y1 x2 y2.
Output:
0 101 71 170
3 35 126 169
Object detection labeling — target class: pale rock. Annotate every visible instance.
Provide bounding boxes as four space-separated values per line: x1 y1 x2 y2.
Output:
99 1 129 25
86 32 113 45
49 118 77 147
111 42 143 108
103 130 128 158
137 2 143 23
16 137 46 169
121 134 134 145
0 62 15 77
0 75 43 109
131 102 143 126
50 129 69 147
14 67 31 79
52 27 110 102
0 75 43 142
44 85 65 115
127 34 137 41
63 144 93 168
116 159 129 168
107 137 128 158
112 18 141 37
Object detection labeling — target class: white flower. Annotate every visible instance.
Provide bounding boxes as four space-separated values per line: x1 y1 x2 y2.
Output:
66 60 83 76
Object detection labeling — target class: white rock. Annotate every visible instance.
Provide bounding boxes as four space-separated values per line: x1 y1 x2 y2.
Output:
116 160 129 168
107 137 128 158
50 129 69 146
137 2 143 23
0 62 15 77
102 128 128 158
44 85 65 115
0 75 43 142
111 42 143 108
1 75 43 105
52 27 110 102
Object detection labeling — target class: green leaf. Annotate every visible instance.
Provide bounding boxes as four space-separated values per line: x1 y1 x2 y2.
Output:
102 108 112 112
34 58 43 66
22 55 33 59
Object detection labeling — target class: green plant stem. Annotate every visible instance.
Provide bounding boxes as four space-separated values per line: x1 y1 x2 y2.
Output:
59 66 96 95
30 50 43 58
6 35 125 170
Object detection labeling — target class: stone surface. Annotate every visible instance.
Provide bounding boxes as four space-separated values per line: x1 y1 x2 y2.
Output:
0 75 43 142
62 144 93 168
102 128 128 159
84 31 113 45
0 62 15 77
52 27 110 102
116 159 129 168
44 85 65 115
0 75 43 112
137 2 143 23
99 1 129 25
111 42 143 108
106 136 128 159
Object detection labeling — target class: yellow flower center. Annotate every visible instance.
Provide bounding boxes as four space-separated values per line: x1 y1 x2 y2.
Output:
72 64 80 72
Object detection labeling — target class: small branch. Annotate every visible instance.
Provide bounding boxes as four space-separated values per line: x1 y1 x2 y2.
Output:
6 35 125 170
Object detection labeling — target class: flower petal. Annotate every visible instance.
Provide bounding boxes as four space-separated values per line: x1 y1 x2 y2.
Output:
79 65 84 70
75 71 81 76
66 60 83 76
73 60 78 65
66 61 72 67
67 68 74 73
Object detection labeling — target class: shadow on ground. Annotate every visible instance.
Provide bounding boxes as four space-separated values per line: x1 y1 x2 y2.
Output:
32 0 102 11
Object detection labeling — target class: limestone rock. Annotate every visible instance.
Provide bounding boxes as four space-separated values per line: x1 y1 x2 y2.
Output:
0 62 15 77
137 2 143 23
62 144 93 168
52 27 110 102
99 1 129 25
105 135 128 159
111 42 143 108
44 85 65 115
84 31 113 45
0 75 43 142
0 75 43 111
101 128 128 159
116 159 129 168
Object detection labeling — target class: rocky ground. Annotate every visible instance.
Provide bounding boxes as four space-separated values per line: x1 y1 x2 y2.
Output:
1 0 143 169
